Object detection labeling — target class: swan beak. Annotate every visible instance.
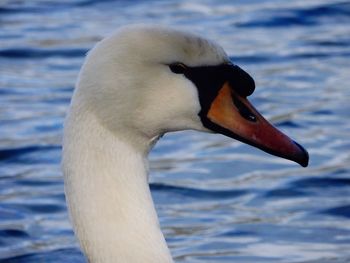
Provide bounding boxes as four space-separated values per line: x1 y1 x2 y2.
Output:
205 82 309 167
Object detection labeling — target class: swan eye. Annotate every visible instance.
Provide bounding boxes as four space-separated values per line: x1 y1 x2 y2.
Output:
169 63 187 74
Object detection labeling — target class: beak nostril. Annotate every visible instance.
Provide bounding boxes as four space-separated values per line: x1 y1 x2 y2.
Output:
232 95 257 122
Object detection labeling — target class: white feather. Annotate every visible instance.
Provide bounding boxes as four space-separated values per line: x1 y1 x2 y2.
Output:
62 25 229 263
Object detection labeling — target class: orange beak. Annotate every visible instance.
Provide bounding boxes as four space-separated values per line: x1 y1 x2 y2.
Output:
205 82 309 167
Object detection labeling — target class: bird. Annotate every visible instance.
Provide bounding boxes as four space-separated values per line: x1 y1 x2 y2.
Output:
62 25 309 263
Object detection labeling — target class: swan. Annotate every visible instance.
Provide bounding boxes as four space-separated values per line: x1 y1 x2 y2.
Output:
62 25 309 263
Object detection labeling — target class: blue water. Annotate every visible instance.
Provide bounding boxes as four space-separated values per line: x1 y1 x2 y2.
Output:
1 0 350 262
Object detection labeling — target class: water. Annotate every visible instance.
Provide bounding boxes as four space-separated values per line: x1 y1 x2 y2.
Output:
1 0 350 262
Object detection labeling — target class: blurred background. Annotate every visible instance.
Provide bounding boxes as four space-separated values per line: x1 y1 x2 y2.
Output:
1 0 350 262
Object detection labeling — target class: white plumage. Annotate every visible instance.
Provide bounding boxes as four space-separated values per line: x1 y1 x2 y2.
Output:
62 25 228 263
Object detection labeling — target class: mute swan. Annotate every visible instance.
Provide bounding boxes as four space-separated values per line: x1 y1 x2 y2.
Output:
62 25 308 263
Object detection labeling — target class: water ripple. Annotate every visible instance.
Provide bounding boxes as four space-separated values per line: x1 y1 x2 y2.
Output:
1 0 350 262
151 183 248 200
0 48 87 59
0 145 60 163
236 1 350 28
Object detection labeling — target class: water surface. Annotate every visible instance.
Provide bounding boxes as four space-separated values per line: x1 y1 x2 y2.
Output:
1 0 350 262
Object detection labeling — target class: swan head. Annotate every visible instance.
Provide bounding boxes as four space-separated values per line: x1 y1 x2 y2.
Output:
74 25 308 167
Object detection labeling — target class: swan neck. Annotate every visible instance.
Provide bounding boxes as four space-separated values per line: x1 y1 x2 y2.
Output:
62 109 173 263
